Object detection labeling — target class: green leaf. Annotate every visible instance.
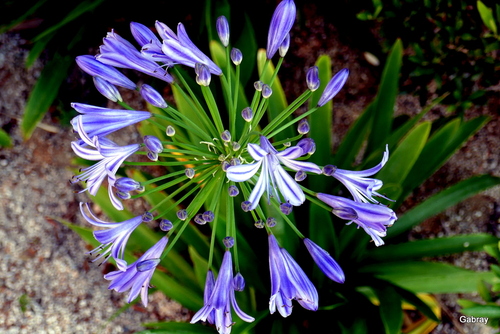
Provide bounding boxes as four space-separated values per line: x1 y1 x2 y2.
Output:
141 321 217 333
367 234 499 261
462 305 500 318
367 39 402 154
234 14 257 87
377 121 430 191
188 246 209 290
0 128 12 147
21 52 73 139
392 286 440 322
360 261 495 293
387 175 500 238
32 0 105 42
478 1 498 35
457 298 481 308
478 280 492 302
374 285 403 334
401 116 489 202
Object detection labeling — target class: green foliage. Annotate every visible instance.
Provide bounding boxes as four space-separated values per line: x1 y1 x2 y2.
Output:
355 0 500 113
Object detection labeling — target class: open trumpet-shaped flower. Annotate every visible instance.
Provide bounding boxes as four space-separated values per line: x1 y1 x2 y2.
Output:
71 103 151 139
80 202 146 267
317 193 397 246
268 234 318 317
71 117 140 209
104 236 168 306
191 251 254 334
226 136 321 210
330 145 391 203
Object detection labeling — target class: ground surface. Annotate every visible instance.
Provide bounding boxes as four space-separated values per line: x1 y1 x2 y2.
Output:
1 2 499 334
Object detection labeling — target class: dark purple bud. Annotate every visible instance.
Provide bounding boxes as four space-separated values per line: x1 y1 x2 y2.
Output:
216 16 230 47
202 211 215 222
241 107 253 122
93 76 122 102
231 48 243 65
194 214 206 225
262 84 273 98
233 273 246 291
141 84 168 108
147 151 159 161
159 219 173 231
176 209 188 221
322 164 337 176
232 141 241 151
144 135 163 154
142 211 154 222
266 217 277 227
228 185 239 197
280 202 293 215
297 138 315 155
221 130 231 142
306 66 320 91
317 68 349 107
230 158 240 166
223 236 234 248
221 161 230 171
116 190 131 200
115 177 142 192
254 220 264 228
195 63 211 86
297 119 310 134
241 201 252 212
295 170 307 181
279 33 290 57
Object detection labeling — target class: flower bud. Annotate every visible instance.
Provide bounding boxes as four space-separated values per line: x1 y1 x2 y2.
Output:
231 48 243 65
159 219 173 231
93 76 122 102
306 66 320 91
140 84 168 108
216 16 230 47
223 236 234 248
166 125 175 137
297 118 310 134
262 84 273 98
241 107 253 122
278 33 290 57
176 209 188 221
317 68 349 107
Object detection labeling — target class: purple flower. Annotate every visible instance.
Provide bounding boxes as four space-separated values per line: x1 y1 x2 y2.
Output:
191 251 254 334
317 193 397 246
226 136 321 210
140 84 167 108
159 22 222 75
303 238 345 283
266 0 296 59
70 103 151 138
306 66 320 91
104 236 168 306
331 145 392 203
317 68 349 107
80 202 145 267
71 117 140 209
97 29 174 83
75 55 136 90
268 234 318 317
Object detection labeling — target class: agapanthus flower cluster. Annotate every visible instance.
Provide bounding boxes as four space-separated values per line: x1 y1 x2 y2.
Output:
71 1 397 332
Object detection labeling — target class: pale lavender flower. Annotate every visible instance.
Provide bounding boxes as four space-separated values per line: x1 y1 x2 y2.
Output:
80 202 145 268
93 76 122 102
191 251 254 334
226 136 321 210
317 193 397 246
75 55 136 90
268 234 318 317
266 0 296 59
159 22 222 75
140 84 168 108
104 236 168 306
332 145 392 203
231 48 242 65
195 63 212 86
317 68 349 107
71 117 140 209
216 16 230 47
70 103 151 138
303 238 345 283
97 29 174 83
278 33 290 57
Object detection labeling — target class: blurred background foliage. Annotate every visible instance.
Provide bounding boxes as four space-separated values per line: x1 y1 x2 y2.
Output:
1 0 500 333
